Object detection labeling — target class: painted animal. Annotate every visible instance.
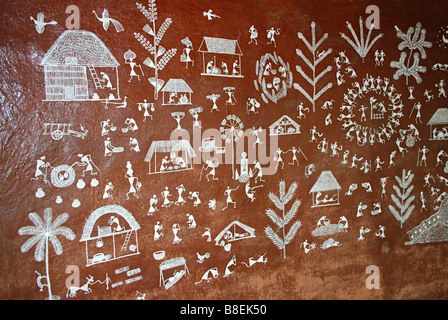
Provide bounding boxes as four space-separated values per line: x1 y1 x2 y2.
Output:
337 112 355 121
223 255 237 277
196 252 210 263
66 275 95 298
320 238 341 250
322 99 335 110
300 240 316 253
241 253 268 267
195 267 219 285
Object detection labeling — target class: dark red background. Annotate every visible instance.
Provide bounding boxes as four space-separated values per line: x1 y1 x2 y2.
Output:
1 0 447 299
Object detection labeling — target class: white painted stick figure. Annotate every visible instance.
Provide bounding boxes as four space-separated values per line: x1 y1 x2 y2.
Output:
100 72 115 90
77 154 99 177
249 25 258 45
103 182 114 199
253 160 264 183
417 145 429 166
186 213 196 229
342 150 350 165
380 177 387 198
387 151 395 168
357 226 370 240
309 126 323 142
172 224 182 244
266 27 280 47
138 100 154 121
357 202 367 217
420 191 427 212
180 37 194 69
375 225 386 238
31 156 50 183
435 79 446 98
161 187 173 208
175 184 186 206
154 221 163 241
424 89 434 102
101 119 116 136
148 195 159 215
189 191 201 207
222 186 239 211
297 102 309 119
129 138 140 152
375 156 384 171
350 154 363 168
274 148 285 169
325 113 332 126
287 147 306 166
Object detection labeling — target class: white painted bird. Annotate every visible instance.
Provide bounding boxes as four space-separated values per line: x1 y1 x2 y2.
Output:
203 9 220 20
93 9 124 32
30 13 57 34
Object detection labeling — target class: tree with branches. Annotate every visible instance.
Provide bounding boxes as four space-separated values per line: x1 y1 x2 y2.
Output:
389 169 415 228
294 21 333 112
264 180 302 259
135 0 177 100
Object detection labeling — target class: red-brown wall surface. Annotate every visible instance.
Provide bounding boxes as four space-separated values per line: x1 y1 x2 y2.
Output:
1 0 448 300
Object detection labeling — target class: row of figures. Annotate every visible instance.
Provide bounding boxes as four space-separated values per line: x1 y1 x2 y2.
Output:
153 213 197 243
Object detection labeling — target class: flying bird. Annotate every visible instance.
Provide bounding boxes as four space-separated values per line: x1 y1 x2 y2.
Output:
93 9 124 33
30 13 57 34
203 9 220 21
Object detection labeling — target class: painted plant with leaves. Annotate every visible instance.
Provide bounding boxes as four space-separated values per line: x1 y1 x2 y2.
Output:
18 208 75 300
294 21 333 112
264 180 302 259
135 0 177 99
389 169 415 228
340 16 383 63
390 22 432 85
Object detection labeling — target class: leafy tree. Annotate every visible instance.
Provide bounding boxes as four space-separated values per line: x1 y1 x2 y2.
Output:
264 180 302 258
135 0 177 100
389 169 415 228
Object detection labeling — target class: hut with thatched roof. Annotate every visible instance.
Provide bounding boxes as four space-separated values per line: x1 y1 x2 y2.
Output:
80 205 140 266
427 108 448 140
198 37 243 78
41 30 120 101
161 79 193 105
309 170 341 208
144 140 196 174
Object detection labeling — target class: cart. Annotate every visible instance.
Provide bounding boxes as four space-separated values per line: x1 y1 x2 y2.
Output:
44 123 88 141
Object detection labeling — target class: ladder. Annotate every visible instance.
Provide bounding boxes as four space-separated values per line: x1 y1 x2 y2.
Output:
87 64 103 89
121 231 133 252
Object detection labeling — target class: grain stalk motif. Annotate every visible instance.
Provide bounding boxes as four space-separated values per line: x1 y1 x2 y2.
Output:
264 180 302 259
389 169 415 228
340 17 383 63
135 0 177 100
294 21 333 112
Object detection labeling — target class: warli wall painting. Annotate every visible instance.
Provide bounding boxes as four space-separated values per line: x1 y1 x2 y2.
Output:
1 0 448 300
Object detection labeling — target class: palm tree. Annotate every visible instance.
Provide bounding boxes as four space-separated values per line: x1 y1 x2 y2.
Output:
18 208 75 300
